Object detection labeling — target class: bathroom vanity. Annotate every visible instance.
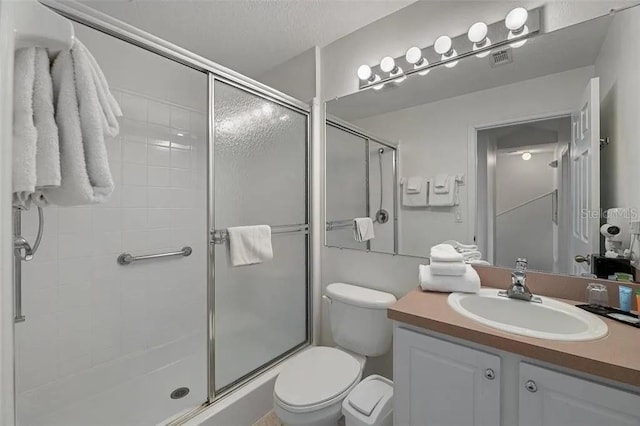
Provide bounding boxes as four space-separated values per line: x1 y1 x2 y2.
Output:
389 288 640 426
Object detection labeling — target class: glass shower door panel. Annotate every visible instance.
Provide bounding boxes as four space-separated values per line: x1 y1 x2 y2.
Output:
325 125 367 250
213 80 308 390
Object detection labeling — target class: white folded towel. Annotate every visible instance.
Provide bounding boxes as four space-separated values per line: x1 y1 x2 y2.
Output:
406 176 422 194
462 250 482 262
42 40 116 205
228 225 273 266
429 260 467 276
402 177 428 207
419 264 480 293
427 177 457 206
442 240 478 252
430 243 464 262
467 259 491 266
32 48 61 206
354 217 375 242
433 174 450 194
12 48 38 208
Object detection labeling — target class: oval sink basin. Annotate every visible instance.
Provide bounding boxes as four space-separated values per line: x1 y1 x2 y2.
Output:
448 288 608 341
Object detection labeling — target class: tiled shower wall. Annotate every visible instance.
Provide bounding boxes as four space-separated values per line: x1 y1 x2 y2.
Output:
16 88 208 425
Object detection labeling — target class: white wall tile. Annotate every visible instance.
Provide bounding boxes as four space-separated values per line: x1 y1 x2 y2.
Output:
122 186 147 208
121 93 147 122
147 166 171 187
148 145 171 167
170 106 190 130
123 162 147 186
147 100 171 126
170 148 191 169
123 141 147 164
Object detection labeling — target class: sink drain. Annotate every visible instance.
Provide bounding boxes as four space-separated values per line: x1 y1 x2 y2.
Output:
170 387 190 399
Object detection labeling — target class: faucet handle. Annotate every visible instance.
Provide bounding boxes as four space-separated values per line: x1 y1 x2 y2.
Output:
515 258 528 272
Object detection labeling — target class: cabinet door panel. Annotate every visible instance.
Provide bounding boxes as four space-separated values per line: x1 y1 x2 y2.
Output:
394 327 501 426
519 363 640 426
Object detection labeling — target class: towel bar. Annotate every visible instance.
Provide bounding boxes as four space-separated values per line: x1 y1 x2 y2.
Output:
117 246 192 265
326 219 354 231
211 224 309 245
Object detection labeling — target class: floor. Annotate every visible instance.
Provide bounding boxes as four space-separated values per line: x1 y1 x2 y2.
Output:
252 410 283 426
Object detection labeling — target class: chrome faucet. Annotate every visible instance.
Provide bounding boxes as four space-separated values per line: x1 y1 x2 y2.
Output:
498 258 542 303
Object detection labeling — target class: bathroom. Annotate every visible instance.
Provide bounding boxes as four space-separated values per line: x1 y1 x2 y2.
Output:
1 0 640 425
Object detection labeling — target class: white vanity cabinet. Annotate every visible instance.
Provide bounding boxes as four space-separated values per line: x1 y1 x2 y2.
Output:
393 327 501 426
518 363 640 426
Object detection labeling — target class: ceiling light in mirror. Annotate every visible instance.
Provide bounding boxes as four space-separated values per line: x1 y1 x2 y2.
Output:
468 22 492 58
434 35 458 68
521 152 532 161
405 46 431 76
506 7 529 48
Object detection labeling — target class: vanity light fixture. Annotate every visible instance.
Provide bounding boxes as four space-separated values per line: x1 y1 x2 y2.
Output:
467 22 492 58
506 7 529 48
380 56 406 83
522 152 532 161
405 46 430 76
434 35 458 68
357 64 384 90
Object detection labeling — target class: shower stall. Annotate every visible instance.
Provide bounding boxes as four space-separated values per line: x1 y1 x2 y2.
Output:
325 118 398 254
10 3 311 425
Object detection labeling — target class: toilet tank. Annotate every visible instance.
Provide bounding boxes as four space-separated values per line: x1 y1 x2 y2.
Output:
325 283 397 357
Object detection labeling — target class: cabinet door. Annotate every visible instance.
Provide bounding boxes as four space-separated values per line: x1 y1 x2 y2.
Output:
519 363 640 426
394 327 501 426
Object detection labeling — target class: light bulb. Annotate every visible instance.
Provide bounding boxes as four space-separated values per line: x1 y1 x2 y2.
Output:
522 152 532 161
405 46 430 75
357 64 372 81
380 56 396 73
371 75 384 91
506 7 529 48
434 35 458 68
468 22 492 58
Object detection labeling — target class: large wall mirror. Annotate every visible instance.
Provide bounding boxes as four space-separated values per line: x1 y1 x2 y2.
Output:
325 5 640 281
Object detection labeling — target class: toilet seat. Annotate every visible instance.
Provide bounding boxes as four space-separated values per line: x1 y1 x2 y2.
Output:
274 347 362 413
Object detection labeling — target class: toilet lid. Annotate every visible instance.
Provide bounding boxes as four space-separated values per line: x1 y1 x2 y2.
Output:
275 347 361 408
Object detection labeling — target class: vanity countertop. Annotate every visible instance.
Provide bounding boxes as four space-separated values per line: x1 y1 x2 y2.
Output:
388 287 640 387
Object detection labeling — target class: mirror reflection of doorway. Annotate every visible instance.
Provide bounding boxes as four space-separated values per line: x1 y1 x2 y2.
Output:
477 116 572 273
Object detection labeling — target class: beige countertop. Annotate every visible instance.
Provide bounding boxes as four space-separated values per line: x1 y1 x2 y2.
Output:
388 287 640 387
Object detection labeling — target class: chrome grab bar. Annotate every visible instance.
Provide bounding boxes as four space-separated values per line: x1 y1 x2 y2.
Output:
211 224 309 245
326 219 354 231
13 206 45 323
117 246 192 266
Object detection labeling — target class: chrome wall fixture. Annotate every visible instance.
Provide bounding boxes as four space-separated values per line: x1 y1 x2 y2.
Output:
211 224 310 245
357 6 541 90
117 246 193 265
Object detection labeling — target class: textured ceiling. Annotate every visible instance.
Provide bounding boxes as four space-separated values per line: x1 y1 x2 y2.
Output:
74 0 415 77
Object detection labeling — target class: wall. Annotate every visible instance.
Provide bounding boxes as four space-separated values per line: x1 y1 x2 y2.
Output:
14 24 209 426
352 66 594 257
256 47 318 103
321 0 636 101
596 6 640 214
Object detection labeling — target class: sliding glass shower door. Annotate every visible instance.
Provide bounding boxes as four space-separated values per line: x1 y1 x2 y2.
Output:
211 79 309 391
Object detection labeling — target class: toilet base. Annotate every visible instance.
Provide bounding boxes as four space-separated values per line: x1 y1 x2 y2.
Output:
273 397 343 426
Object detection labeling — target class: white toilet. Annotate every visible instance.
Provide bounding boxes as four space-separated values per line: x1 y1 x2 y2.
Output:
273 283 396 426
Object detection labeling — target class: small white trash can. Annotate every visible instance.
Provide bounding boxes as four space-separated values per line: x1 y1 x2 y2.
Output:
342 375 393 426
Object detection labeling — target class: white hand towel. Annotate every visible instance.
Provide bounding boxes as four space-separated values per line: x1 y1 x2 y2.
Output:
427 177 457 206
429 260 467 276
43 41 115 205
402 177 428 207
462 250 482 261
31 48 61 206
442 240 478 252
79 41 122 136
467 259 491 266
12 48 37 208
419 264 480 293
430 243 464 262
433 174 450 194
354 217 375 242
406 176 422 194
228 225 273 266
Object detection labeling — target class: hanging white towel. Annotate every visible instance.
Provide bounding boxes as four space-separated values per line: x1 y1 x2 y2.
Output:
12 48 37 208
433 174 450 194
429 260 467 276
419 264 480 293
31 48 61 206
354 217 375 242
42 40 116 205
430 243 464 262
427 177 457 206
228 225 273 266
402 177 428 207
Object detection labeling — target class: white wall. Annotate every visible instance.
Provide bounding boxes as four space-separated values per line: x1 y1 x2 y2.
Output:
496 151 555 214
321 0 635 101
352 66 594 257
596 6 640 213
256 47 318 103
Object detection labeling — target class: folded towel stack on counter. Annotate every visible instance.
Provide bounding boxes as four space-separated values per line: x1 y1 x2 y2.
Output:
441 240 490 265
419 243 481 293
